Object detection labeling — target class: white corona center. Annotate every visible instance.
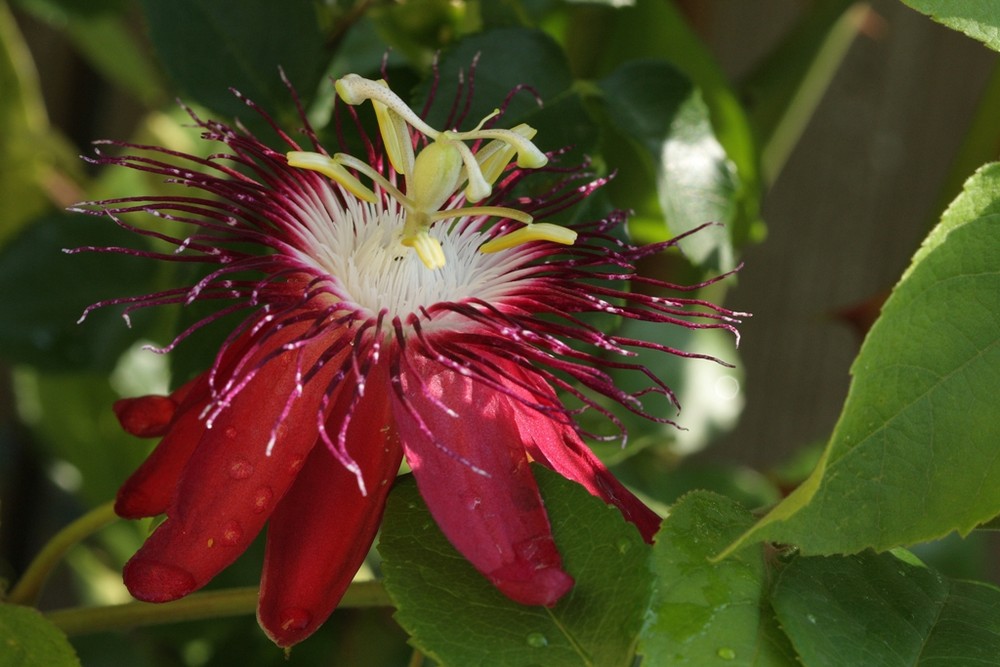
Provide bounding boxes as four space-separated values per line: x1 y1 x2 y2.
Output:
287 183 529 324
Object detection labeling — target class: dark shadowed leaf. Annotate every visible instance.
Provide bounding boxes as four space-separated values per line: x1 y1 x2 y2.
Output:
0 214 157 371
640 492 797 666
772 550 1000 666
379 467 653 667
137 0 327 123
0 605 80 667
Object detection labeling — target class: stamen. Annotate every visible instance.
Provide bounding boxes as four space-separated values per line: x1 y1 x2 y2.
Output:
480 223 578 254
291 75 577 269
286 152 376 203
402 230 447 271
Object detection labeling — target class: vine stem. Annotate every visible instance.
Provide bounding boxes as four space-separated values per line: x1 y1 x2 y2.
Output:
45 581 392 636
7 500 119 606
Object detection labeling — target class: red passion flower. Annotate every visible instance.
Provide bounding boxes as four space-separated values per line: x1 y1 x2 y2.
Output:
72 69 743 646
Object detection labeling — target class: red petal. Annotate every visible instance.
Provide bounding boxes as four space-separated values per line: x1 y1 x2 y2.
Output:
114 375 213 518
500 358 662 542
393 354 573 607
258 361 402 647
114 333 260 519
123 319 349 603
113 395 177 438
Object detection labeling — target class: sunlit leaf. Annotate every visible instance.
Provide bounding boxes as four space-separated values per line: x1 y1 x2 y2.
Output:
720 164 1000 556
900 0 1000 52
379 467 653 667
569 0 762 250
599 60 738 272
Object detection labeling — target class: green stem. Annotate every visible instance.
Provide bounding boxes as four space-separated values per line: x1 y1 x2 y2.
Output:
7 500 119 606
45 581 392 636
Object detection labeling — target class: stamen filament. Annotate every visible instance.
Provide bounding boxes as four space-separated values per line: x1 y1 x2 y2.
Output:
480 223 578 254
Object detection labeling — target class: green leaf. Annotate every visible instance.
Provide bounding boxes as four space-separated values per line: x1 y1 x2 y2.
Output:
720 164 1000 556
137 0 327 122
0 3 78 245
414 28 585 153
771 550 1000 666
900 0 1000 52
379 467 653 667
0 605 80 667
598 60 738 272
16 369 154 506
640 492 796 667
0 213 157 372
568 0 763 250
13 0 164 106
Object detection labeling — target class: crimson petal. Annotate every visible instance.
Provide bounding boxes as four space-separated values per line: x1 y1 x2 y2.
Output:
123 321 347 603
393 353 574 607
500 358 662 542
258 362 403 647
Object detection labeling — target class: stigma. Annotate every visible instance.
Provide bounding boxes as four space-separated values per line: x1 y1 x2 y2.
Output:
286 74 577 270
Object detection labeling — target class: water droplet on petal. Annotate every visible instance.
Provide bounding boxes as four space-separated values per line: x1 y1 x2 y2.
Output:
717 647 736 660
806 614 817 624
252 486 273 513
220 520 243 546
228 457 254 480
525 632 548 648
279 607 311 632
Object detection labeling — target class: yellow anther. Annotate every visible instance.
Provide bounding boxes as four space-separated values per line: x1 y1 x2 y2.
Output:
371 82 415 176
479 223 578 254
402 230 447 270
474 124 537 189
286 151 377 203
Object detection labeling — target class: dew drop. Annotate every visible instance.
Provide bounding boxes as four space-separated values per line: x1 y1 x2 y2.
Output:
220 520 243 546
279 607 311 632
717 647 736 660
228 457 254 480
252 486 273 514
806 613 817 623
525 632 548 648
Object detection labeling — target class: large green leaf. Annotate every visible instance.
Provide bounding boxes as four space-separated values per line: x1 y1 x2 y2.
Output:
0 605 79 667
599 60 739 272
639 492 797 666
721 164 1000 556
137 0 327 122
379 467 653 667
771 550 1000 666
566 0 762 251
413 28 590 156
0 213 157 371
900 0 1000 52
